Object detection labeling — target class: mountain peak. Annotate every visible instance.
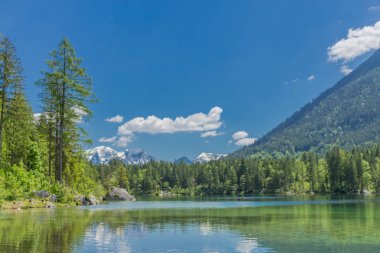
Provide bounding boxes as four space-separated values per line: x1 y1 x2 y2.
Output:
194 152 227 163
86 146 155 165
174 156 192 164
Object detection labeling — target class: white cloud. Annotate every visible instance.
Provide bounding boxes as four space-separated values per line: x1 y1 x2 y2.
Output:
328 21 380 62
340 65 353 75
284 78 299 85
307 75 315 81
118 107 223 135
235 138 257 146
232 131 256 146
200 130 223 138
33 113 41 121
73 106 88 123
105 115 124 123
232 131 249 141
115 135 134 148
369 6 380 11
99 136 117 143
34 106 87 123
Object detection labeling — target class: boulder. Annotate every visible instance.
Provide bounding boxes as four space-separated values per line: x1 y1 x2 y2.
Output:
34 190 50 199
74 195 87 205
87 195 99 205
74 195 100 205
50 194 58 202
107 187 136 201
362 189 371 195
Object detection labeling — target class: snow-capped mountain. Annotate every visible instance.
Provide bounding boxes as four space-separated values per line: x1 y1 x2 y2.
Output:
86 146 155 165
86 146 120 164
193 152 227 163
123 148 156 165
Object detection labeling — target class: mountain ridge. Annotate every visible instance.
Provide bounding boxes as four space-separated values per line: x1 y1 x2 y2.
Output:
86 146 156 165
86 146 226 165
233 49 380 157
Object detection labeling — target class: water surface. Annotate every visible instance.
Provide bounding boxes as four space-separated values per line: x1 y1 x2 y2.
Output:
1 195 379 252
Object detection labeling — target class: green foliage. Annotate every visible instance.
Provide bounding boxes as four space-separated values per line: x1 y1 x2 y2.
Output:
0 163 49 201
233 50 380 157
37 37 95 184
0 36 100 204
96 145 380 196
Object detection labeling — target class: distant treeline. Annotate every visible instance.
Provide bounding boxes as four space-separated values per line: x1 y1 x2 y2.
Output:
96 145 380 195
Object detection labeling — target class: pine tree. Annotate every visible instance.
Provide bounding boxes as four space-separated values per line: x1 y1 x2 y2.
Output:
5 85 35 166
38 38 94 183
0 36 23 164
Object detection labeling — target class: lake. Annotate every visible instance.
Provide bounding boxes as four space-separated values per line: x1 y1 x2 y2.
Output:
1 195 380 253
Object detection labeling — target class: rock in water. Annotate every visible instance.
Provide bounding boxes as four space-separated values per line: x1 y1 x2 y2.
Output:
107 187 136 201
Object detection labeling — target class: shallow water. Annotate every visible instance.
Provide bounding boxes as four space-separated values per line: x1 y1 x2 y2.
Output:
1 195 380 252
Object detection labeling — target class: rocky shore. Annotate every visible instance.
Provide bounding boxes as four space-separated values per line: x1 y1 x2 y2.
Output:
0 187 136 210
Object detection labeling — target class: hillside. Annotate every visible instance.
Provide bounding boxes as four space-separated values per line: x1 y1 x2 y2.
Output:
233 49 380 157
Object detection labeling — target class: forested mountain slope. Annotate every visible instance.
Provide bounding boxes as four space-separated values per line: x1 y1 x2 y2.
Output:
233 49 380 157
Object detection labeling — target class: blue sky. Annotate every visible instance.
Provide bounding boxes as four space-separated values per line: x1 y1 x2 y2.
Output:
1 0 380 161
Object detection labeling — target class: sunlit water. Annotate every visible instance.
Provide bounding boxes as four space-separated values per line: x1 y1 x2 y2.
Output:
1 195 380 252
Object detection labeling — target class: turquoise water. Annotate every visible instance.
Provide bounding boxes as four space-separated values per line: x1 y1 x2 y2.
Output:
1 195 380 252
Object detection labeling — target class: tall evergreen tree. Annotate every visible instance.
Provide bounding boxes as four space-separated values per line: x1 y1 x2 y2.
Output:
0 36 23 164
5 85 35 166
38 38 94 183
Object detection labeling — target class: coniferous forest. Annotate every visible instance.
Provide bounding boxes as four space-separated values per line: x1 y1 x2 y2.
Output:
96 146 380 196
0 36 103 204
1 35 380 207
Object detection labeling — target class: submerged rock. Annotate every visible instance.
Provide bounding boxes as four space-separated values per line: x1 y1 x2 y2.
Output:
107 187 136 201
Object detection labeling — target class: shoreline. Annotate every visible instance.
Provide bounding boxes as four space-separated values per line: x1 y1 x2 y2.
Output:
1 192 375 210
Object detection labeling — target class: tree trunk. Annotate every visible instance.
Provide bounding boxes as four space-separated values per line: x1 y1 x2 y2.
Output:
48 123 52 177
58 47 67 184
0 85 6 165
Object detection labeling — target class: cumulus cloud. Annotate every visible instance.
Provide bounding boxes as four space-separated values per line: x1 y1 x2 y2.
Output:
118 107 223 135
307 75 315 81
232 130 257 146
73 106 88 123
235 138 257 146
33 106 87 123
115 135 134 148
99 136 117 143
328 21 380 62
200 130 223 138
232 131 249 141
340 65 353 75
105 115 124 123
